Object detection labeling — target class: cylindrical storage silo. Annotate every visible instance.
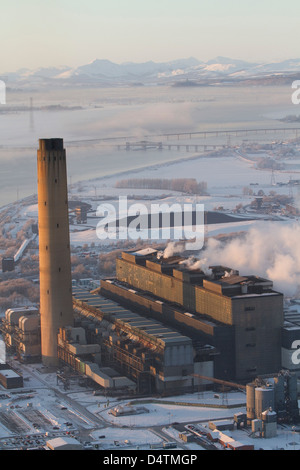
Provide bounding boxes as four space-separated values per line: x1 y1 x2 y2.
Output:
255 387 275 419
246 383 256 422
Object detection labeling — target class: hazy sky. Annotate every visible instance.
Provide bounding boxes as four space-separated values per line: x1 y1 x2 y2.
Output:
1 0 300 72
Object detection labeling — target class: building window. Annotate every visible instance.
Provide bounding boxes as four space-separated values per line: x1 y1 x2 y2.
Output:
246 343 256 348
245 306 255 311
246 327 256 331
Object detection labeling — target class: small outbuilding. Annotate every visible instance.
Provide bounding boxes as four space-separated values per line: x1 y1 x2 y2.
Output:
46 437 83 450
0 364 23 389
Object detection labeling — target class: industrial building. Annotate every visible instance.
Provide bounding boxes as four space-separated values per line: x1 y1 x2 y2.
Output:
99 248 283 383
2 257 15 272
66 286 211 394
1 307 41 362
46 437 83 450
0 247 286 395
52 245 285 394
0 363 23 389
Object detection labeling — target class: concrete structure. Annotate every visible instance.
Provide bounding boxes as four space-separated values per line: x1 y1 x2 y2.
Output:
0 363 23 389
37 138 74 367
208 419 234 431
103 249 283 382
70 286 204 394
261 409 277 438
1 257 14 272
1 307 40 362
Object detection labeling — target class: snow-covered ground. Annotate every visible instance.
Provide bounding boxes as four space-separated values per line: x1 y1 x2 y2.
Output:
0 364 299 451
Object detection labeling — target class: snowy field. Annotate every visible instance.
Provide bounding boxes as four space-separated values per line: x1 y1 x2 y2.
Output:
15 149 294 248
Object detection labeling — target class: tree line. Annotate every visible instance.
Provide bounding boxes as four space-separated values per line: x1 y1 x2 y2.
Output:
115 178 208 195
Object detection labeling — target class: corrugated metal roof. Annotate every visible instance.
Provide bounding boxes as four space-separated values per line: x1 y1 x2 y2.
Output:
72 288 191 347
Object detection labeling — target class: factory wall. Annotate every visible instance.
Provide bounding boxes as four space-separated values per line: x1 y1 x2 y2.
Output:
232 295 283 380
117 257 234 325
116 258 192 308
100 279 235 380
115 255 283 382
194 285 233 324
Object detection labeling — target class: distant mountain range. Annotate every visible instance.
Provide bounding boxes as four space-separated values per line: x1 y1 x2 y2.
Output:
2 57 300 88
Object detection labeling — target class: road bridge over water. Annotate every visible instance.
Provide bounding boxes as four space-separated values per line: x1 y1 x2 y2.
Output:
65 125 300 147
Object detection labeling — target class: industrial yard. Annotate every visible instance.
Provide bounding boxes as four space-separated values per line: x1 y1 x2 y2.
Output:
0 362 299 451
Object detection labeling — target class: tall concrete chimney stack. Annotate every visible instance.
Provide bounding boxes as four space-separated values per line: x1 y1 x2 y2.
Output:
37 138 74 367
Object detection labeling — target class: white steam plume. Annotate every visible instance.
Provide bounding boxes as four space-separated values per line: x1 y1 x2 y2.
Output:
179 257 212 276
163 241 185 258
199 222 300 297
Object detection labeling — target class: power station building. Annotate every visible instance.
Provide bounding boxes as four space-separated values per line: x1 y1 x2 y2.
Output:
44 246 282 394
69 285 213 394
98 249 283 383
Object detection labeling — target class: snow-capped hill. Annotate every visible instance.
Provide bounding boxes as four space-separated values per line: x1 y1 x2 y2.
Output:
254 58 300 74
76 59 124 78
2 56 300 87
72 57 202 79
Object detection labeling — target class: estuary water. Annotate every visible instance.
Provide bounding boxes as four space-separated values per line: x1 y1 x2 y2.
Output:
0 84 297 207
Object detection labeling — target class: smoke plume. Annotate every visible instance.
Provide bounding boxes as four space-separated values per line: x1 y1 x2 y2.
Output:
179 257 212 276
199 222 300 298
163 241 185 258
